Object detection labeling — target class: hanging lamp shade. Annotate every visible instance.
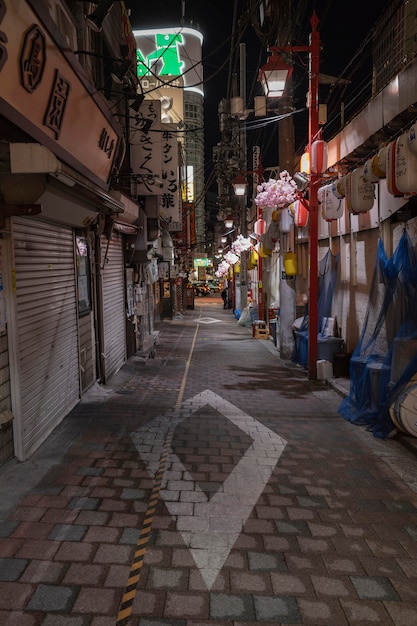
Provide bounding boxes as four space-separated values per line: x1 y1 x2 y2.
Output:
258 53 293 97
310 139 328 174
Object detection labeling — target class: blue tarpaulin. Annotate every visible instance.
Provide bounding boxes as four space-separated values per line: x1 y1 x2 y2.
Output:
339 230 417 438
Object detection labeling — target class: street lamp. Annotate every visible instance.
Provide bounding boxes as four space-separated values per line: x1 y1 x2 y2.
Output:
232 173 248 197
224 214 234 229
258 12 320 380
258 54 294 98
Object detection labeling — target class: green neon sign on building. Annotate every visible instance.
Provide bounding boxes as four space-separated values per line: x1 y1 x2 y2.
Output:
137 33 184 78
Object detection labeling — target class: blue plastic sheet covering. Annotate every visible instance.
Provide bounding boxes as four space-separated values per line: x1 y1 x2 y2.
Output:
292 249 339 368
339 230 417 438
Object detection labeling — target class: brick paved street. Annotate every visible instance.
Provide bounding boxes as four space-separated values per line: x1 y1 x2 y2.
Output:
0 297 416 625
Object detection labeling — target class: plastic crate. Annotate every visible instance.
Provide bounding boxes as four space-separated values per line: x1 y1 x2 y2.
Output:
252 320 267 337
254 327 269 340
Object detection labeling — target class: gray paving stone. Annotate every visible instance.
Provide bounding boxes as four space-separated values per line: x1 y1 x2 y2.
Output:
248 551 287 571
48 524 87 541
350 575 400 600
148 567 188 590
253 594 301 623
119 527 140 544
26 583 79 611
0 557 28 581
275 520 310 535
120 488 147 500
296 496 328 508
210 592 255 621
42 616 88 626
68 497 100 510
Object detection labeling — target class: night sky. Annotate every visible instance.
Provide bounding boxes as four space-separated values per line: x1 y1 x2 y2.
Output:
124 0 392 178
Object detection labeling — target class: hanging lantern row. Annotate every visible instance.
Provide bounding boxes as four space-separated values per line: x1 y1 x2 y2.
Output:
318 123 417 220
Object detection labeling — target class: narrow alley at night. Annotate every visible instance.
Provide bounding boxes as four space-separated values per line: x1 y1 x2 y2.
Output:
0 297 416 625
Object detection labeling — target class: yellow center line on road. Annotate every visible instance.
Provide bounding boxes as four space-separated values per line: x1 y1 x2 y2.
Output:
116 315 200 624
175 318 200 409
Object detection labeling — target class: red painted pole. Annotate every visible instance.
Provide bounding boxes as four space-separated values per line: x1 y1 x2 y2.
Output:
307 12 320 380
258 207 264 322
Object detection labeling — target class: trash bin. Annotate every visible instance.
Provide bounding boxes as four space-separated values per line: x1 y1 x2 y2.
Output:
317 337 344 363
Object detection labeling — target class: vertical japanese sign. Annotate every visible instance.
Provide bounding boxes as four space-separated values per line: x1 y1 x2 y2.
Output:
130 99 162 196
159 123 180 230
253 145 261 196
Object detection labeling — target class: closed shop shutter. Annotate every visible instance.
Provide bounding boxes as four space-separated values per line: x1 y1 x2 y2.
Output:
101 231 126 381
12 218 80 460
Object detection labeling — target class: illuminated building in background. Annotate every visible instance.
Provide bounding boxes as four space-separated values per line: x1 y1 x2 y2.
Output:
133 26 205 250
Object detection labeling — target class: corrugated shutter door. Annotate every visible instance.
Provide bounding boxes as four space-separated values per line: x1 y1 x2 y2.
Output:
101 231 126 380
12 218 80 460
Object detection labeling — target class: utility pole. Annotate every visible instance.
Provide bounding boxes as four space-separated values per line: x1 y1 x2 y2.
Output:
239 43 248 314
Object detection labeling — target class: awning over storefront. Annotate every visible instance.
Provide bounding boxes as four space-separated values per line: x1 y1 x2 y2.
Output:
0 143 126 227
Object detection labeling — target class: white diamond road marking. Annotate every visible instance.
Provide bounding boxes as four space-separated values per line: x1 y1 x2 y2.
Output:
131 389 287 590
197 317 221 324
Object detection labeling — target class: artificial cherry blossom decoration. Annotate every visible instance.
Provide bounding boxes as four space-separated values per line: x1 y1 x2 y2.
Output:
231 235 252 255
255 171 297 210
224 251 240 266
215 260 231 277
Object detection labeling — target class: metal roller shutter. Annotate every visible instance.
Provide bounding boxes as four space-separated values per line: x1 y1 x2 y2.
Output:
12 218 80 460
101 231 126 381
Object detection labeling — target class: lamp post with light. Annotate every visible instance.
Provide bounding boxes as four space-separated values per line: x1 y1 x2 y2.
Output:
258 12 320 380
231 174 248 315
232 162 264 321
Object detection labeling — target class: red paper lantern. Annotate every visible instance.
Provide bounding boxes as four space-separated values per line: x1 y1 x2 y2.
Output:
254 218 266 235
294 201 309 227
